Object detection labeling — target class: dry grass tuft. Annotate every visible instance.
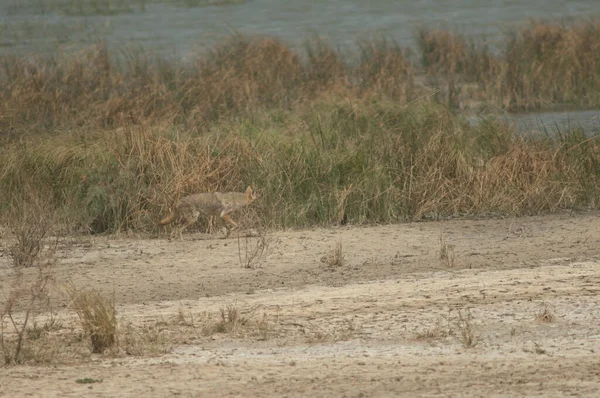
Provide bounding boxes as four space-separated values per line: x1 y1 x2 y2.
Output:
438 233 456 267
321 241 345 267
213 303 249 336
414 321 449 341
175 307 197 327
198 302 268 338
535 305 556 323
119 322 169 356
172 304 273 341
65 285 117 354
303 319 359 344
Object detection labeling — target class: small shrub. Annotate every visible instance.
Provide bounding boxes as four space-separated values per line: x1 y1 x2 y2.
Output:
237 226 272 269
0 262 55 364
7 190 57 268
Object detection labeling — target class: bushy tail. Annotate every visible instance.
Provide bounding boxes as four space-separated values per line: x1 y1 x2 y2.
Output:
158 211 176 226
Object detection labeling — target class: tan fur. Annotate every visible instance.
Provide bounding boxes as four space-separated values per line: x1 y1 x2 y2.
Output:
159 186 258 239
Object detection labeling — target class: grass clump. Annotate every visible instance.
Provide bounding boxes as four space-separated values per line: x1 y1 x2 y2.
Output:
0 17 599 143
0 34 417 139
66 285 117 354
414 321 449 341
535 305 556 323
199 303 270 339
321 241 345 267
417 17 600 110
439 233 456 267
211 303 250 336
119 322 169 356
1 100 599 234
1 20 600 234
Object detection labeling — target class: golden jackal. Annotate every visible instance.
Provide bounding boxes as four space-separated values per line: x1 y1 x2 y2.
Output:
159 186 258 238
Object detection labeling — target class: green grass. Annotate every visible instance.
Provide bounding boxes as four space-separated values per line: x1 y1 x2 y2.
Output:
1 100 599 234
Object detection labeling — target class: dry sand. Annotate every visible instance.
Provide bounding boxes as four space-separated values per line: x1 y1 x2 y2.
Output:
1 212 599 397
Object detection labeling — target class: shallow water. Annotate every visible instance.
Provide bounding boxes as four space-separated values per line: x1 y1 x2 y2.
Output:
467 109 600 136
1 0 598 57
1 0 599 132
503 109 600 136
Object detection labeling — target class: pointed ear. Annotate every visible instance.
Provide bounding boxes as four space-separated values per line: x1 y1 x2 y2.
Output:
246 186 253 197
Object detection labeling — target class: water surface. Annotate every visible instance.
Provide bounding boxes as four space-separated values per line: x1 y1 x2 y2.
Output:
1 0 598 57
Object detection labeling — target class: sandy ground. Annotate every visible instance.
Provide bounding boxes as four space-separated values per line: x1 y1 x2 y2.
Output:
1 212 600 397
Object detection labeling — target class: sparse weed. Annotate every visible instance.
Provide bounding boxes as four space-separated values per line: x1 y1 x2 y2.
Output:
175 307 197 327
237 224 273 269
533 342 547 355
321 241 345 267
16 341 59 364
439 233 456 267
6 189 58 269
0 193 58 364
214 303 248 336
201 303 250 337
256 313 272 341
414 321 449 340
75 378 103 384
524 341 548 355
303 319 359 344
26 317 62 340
534 305 556 323
198 303 272 339
1 192 56 365
452 308 480 348
0 261 55 364
304 330 330 344
119 321 169 356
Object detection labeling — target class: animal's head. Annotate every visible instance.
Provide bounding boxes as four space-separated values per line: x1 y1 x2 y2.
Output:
245 185 258 202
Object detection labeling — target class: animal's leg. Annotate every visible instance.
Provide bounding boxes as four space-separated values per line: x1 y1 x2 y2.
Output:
177 210 200 239
220 213 238 239
207 216 216 234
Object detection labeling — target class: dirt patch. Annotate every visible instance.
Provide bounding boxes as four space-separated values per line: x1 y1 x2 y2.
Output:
1 212 600 397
